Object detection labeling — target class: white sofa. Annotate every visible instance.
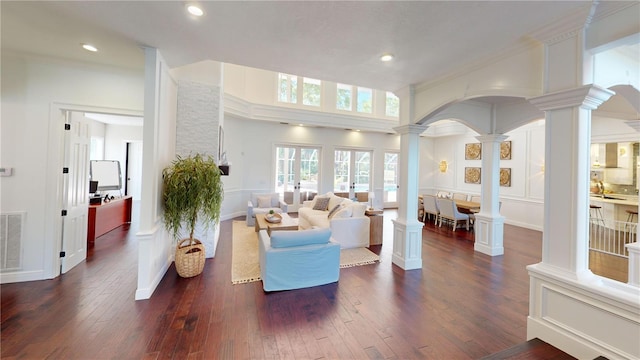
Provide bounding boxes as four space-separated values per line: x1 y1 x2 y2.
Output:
246 192 288 226
297 192 370 249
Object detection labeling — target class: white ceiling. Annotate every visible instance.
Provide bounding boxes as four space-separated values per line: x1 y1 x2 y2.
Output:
2 1 638 127
2 0 600 92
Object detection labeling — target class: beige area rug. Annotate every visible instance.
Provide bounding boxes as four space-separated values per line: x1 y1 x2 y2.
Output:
231 220 380 284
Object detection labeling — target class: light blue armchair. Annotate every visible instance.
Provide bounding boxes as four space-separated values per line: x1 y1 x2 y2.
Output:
258 228 340 292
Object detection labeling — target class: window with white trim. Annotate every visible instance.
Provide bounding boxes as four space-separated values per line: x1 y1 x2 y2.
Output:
385 92 399 118
356 87 373 113
278 73 298 104
302 77 321 106
336 83 352 111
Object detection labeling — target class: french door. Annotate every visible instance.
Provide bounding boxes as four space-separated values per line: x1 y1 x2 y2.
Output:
334 149 372 200
383 152 399 208
275 145 320 212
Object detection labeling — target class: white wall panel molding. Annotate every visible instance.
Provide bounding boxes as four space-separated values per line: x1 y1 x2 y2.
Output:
528 263 640 359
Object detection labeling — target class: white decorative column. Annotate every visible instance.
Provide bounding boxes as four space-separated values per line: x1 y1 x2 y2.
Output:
391 85 427 270
529 85 613 277
391 124 427 270
473 134 507 256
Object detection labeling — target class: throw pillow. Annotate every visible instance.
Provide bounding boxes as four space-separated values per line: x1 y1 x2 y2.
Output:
327 195 344 212
327 203 342 219
257 195 272 208
333 206 352 218
313 196 330 211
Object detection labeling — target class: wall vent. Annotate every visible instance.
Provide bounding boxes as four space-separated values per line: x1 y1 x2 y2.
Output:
0 212 24 271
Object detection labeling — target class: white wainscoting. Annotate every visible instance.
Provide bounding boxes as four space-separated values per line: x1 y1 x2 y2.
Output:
528 264 640 359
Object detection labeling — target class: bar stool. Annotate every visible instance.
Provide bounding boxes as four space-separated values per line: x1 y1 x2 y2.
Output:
626 209 638 223
589 204 605 226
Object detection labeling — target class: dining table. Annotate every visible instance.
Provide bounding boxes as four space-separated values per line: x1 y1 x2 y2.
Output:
454 199 481 213
418 195 480 213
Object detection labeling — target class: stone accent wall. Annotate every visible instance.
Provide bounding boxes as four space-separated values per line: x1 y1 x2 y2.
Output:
176 80 220 160
175 80 222 258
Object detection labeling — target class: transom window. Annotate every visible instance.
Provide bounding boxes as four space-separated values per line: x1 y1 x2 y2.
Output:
278 73 321 107
356 87 372 113
385 92 399 118
336 83 352 111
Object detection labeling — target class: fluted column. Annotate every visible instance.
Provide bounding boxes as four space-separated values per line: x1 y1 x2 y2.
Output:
473 134 508 256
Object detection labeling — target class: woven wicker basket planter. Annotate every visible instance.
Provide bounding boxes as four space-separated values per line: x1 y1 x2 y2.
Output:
175 238 205 278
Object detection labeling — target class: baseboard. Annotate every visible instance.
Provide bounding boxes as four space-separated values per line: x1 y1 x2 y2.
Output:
527 317 633 360
0 270 45 284
135 259 170 300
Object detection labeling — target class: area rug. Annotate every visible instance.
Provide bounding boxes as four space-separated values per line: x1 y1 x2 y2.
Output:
231 221 380 284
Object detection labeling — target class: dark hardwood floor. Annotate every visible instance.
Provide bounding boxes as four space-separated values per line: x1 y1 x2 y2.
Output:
2 210 577 359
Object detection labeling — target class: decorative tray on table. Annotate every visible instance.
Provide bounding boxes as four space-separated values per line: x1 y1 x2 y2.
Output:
265 213 282 223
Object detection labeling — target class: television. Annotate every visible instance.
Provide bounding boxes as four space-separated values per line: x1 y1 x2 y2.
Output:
89 180 99 194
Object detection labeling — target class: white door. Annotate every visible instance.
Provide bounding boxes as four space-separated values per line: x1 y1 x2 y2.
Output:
126 141 143 201
383 152 399 208
334 149 372 200
61 112 91 273
275 146 320 212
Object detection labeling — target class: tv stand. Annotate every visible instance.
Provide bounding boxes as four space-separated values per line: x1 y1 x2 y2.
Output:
87 196 132 244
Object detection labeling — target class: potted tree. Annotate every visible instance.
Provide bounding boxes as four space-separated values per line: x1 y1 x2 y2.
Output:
162 153 224 277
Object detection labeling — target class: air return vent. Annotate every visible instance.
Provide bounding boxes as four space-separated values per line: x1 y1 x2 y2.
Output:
1 212 24 271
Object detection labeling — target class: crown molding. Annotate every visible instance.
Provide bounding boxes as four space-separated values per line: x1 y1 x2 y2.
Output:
528 84 614 111
223 93 397 133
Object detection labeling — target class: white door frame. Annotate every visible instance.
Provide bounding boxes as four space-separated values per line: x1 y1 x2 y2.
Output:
44 103 142 279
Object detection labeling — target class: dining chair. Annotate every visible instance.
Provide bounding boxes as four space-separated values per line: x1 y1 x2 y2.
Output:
436 198 469 231
470 195 481 203
452 193 468 201
422 194 440 224
418 196 425 222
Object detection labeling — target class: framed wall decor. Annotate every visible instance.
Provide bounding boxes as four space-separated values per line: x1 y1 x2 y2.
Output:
500 168 511 187
500 141 512 160
464 167 481 184
465 143 482 160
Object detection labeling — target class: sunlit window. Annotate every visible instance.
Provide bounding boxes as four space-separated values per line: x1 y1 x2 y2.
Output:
357 87 373 113
385 91 399 118
302 77 321 106
336 83 352 111
278 73 297 104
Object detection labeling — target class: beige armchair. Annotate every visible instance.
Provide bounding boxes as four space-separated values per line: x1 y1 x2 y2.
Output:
436 198 469 231
246 193 288 226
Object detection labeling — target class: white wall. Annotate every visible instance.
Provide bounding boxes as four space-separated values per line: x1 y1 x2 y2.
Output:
420 120 546 230
219 116 400 219
0 52 143 283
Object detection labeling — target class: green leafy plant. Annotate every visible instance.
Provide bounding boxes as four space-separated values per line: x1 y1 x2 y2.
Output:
162 154 224 242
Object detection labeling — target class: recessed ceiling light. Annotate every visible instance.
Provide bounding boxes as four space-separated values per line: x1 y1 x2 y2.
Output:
187 5 204 16
380 53 394 62
82 44 98 52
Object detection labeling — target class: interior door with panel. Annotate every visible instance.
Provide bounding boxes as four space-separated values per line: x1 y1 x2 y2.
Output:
61 111 91 274
275 146 320 212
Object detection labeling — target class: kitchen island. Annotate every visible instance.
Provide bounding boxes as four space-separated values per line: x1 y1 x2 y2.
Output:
589 194 638 227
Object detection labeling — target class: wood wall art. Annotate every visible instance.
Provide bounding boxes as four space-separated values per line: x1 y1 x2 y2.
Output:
500 141 512 160
500 168 511 187
465 167 481 184
465 143 482 160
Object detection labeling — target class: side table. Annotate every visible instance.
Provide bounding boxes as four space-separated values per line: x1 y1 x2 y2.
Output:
365 209 383 246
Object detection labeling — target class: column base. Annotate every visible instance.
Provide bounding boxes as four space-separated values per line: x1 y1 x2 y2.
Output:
473 213 504 256
391 219 423 270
